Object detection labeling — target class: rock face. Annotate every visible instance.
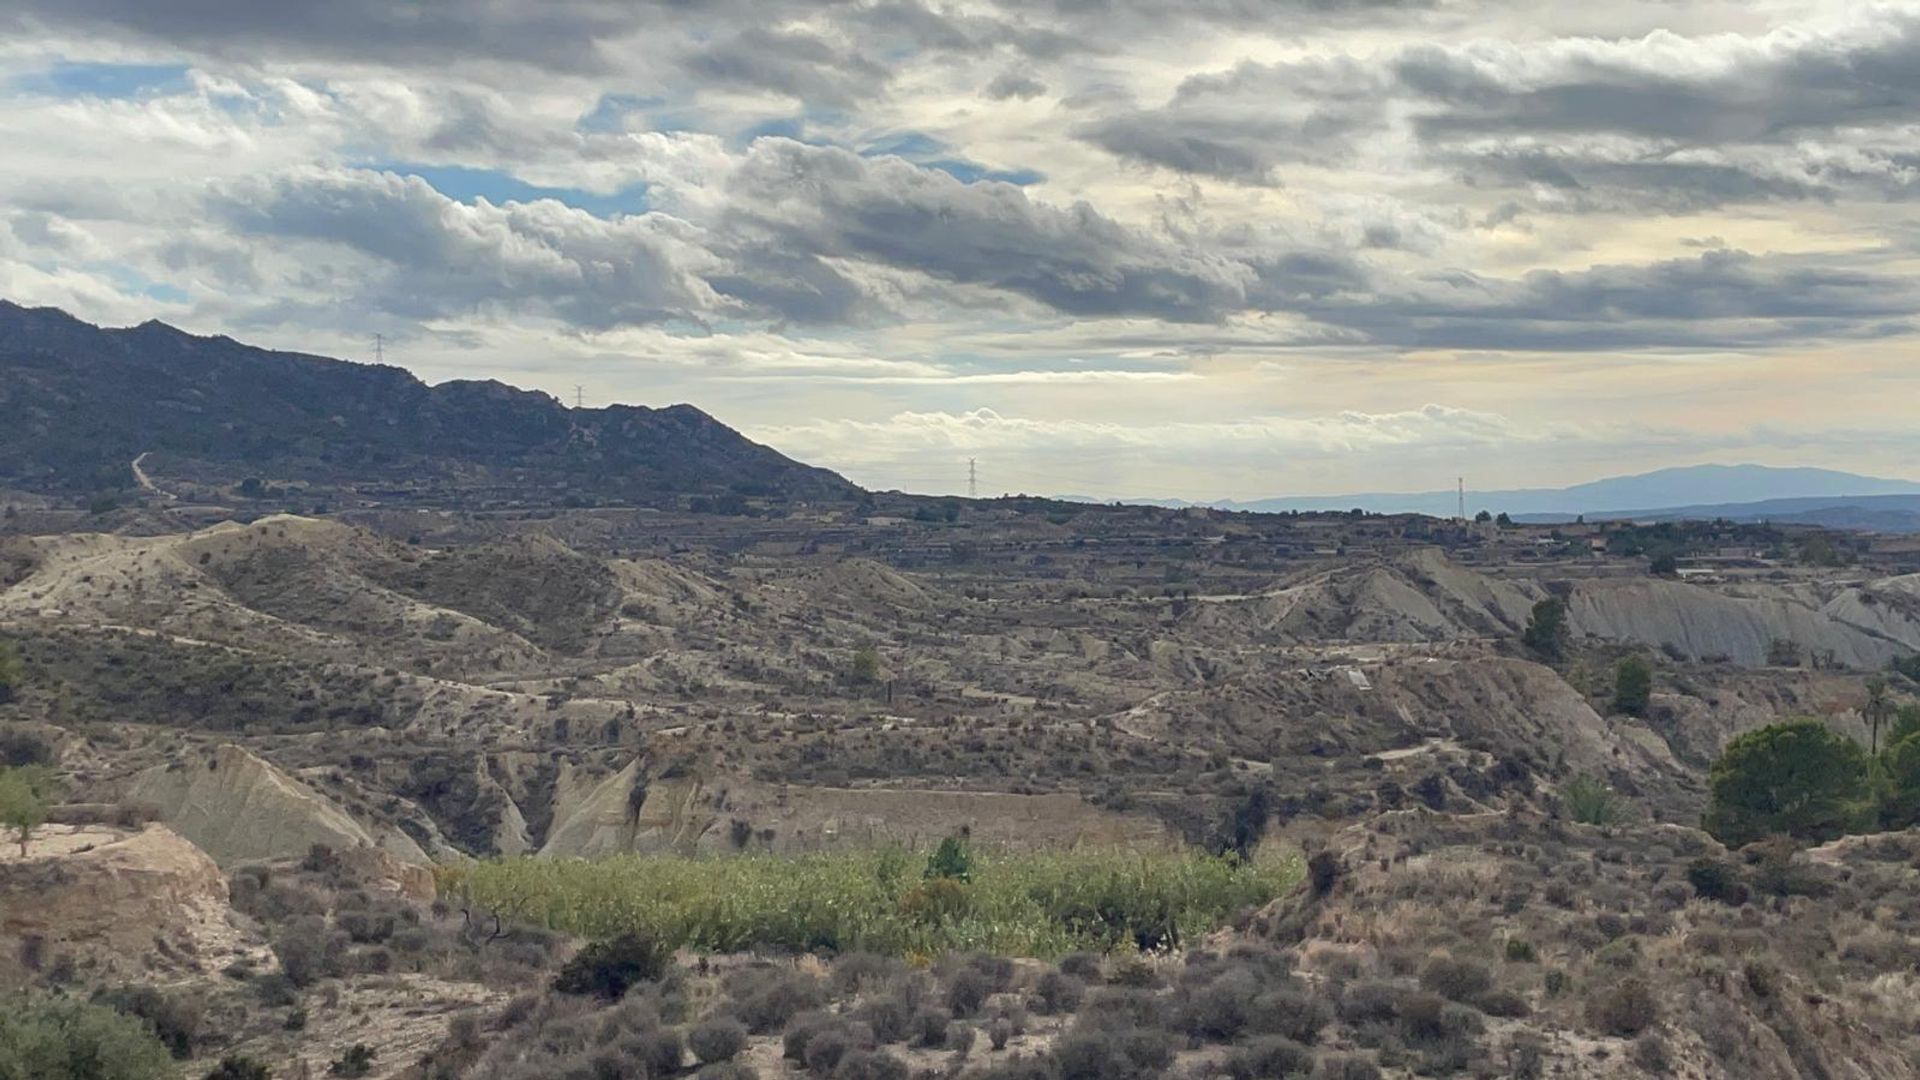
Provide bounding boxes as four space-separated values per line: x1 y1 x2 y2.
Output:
0 823 253 986
130 743 429 866
539 762 1176 858
1566 577 1910 668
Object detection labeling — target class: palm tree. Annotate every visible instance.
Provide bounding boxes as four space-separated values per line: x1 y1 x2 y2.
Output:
1866 677 1893 755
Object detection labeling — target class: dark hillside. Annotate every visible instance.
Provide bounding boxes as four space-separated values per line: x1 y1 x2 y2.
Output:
0 301 856 506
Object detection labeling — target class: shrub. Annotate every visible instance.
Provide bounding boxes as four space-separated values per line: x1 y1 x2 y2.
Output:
912 1007 952 1047
0 764 55 856
0 997 173 1080
947 1021 977 1057
1224 1036 1313 1079
1338 980 1399 1025
925 835 974 882
1175 967 1262 1041
803 1024 855 1075
854 993 914 1045
1053 1026 1176 1080
1419 956 1492 1004
726 967 826 1033
1033 970 1085 1015
1563 775 1620 826
626 1025 685 1076
831 1049 909 1080
1703 719 1872 846
832 953 906 996
1613 655 1653 716
273 917 346 988
92 986 202 1060
1248 986 1331 1044
689 1016 748 1064
552 933 672 999
0 641 23 704
1313 1056 1382 1080
1879 732 1920 829
1685 857 1749 905
1587 978 1658 1037
1058 953 1103 981
327 1045 375 1078
1522 598 1570 661
0 727 52 767
1503 939 1536 963
988 1016 1013 1050
202 1057 272 1080
945 965 991 1016
1478 988 1531 1018
783 1010 836 1061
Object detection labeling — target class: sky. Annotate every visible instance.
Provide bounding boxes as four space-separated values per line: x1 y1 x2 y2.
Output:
3 2 1920 500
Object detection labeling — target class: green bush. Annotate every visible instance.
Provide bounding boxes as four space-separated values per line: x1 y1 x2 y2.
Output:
1521 598 1570 661
203 1057 272 1080
0 996 173 1080
1563 775 1620 826
1684 857 1748 905
925 835 974 882
1879 732 1920 829
552 932 673 999
326 1045 374 1078
0 640 24 703
1703 719 1872 846
0 765 57 856
1612 655 1652 717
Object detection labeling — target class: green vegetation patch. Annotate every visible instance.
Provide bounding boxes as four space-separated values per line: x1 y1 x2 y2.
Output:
445 846 1299 960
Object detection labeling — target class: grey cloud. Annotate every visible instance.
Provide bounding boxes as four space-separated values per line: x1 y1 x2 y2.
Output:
681 27 892 107
1397 19 1920 145
5 0 1435 78
1076 58 1390 182
1304 250 1920 351
1078 16 1920 208
214 169 724 329
2 0 652 70
200 152 1919 353
985 70 1048 101
717 139 1260 322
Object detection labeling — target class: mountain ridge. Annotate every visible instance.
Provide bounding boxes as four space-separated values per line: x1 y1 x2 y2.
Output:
1110 463 1920 519
0 300 856 506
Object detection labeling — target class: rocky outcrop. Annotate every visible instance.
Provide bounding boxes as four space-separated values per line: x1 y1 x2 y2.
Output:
0 823 255 986
129 744 429 866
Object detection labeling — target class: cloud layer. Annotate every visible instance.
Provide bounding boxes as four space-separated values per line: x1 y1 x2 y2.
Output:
4 1 1920 497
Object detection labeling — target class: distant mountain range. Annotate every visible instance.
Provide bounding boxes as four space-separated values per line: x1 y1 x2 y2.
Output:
0 301 855 506
1117 464 1920 526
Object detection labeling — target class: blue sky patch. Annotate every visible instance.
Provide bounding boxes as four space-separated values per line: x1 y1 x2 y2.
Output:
860 131 1044 186
12 61 191 99
95 262 190 304
364 163 651 217
576 93 663 133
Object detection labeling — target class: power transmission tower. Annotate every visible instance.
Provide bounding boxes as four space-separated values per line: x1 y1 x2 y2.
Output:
1458 478 1466 521
373 333 384 364
573 385 585 409
968 458 978 499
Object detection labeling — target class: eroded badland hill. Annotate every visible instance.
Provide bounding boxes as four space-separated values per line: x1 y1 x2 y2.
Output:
7 311 1920 1079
